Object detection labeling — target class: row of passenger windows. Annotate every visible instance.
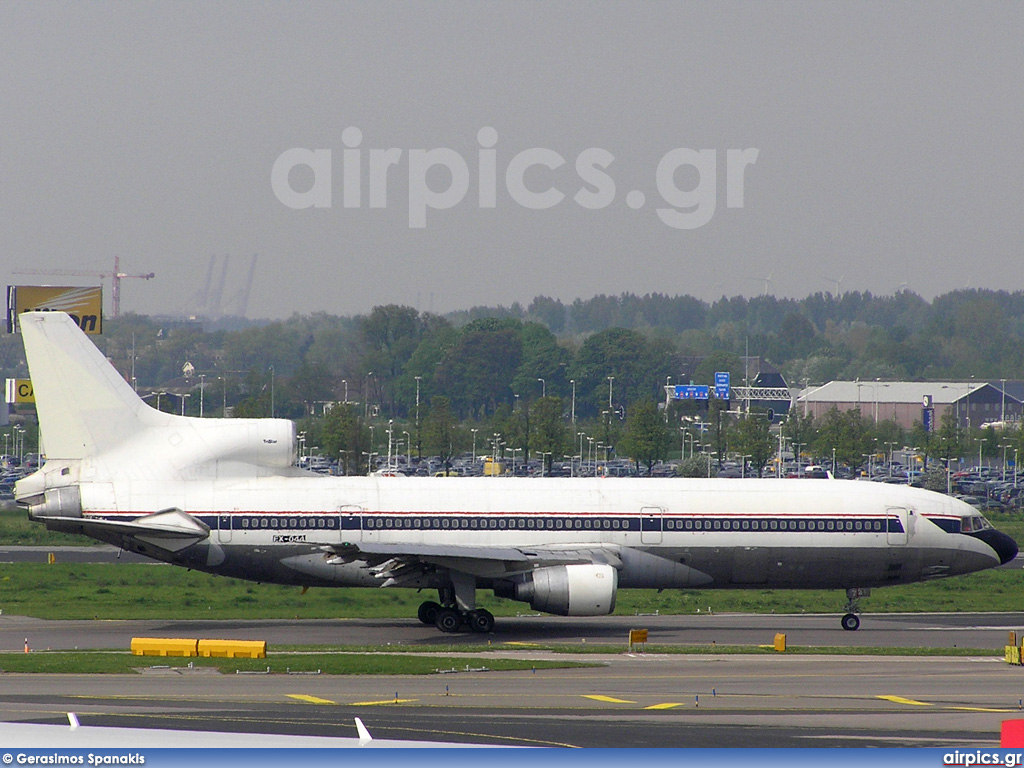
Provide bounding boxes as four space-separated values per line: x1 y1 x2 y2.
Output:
363 516 634 530
236 517 336 529
216 515 891 533
665 518 888 532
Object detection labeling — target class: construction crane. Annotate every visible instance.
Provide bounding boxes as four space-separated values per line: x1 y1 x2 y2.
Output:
14 256 155 317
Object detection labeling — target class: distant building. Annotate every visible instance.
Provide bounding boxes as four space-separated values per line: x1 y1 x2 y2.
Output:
796 381 1023 430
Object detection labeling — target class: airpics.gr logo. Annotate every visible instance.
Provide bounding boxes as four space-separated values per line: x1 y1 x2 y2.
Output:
271 127 758 229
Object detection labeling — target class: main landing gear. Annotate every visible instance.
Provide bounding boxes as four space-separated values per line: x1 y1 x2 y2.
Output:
417 601 495 633
417 572 495 634
841 587 870 631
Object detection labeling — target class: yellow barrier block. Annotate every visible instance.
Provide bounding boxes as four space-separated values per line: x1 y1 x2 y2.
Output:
774 633 787 652
1011 631 1018 647
131 637 198 657
198 639 267 659
1008 646 1022 665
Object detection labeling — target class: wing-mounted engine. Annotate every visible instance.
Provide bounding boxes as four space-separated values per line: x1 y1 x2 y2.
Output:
495 563 618 616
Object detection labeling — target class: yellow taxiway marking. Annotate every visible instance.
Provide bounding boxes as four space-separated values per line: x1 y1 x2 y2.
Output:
583 695 636 704
286 694 336 705
350 699 418 706
877 695 933 706
644 703 684 710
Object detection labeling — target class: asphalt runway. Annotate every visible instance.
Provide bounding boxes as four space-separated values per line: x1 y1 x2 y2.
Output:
2 613 1024 747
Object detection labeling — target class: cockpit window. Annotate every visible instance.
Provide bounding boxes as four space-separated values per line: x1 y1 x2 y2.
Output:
961 515 992 533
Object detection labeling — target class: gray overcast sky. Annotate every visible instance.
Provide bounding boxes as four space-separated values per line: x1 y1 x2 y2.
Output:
2 2 1021 319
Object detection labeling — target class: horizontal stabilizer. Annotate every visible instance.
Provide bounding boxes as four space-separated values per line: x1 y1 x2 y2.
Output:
41 509 210 552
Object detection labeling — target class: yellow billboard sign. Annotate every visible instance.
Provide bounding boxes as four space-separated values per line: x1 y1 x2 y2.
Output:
6 285 103 334
5 379 34 404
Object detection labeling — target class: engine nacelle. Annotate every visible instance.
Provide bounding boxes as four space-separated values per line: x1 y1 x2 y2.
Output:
498 564 618 616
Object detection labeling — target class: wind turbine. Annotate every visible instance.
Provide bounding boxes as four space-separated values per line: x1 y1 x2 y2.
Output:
823 274 845 299
747 271 774 297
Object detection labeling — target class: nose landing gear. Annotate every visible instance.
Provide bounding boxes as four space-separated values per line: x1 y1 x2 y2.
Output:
841 587 870 631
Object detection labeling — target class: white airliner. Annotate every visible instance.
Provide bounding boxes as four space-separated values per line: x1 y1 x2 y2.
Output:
0 713 491 748
14 312 1018 633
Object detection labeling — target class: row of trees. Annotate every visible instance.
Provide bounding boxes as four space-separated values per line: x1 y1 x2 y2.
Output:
5 288 1024 475
4 288 1024 422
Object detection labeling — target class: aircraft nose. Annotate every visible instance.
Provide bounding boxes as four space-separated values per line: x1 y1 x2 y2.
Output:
970 529 1019 565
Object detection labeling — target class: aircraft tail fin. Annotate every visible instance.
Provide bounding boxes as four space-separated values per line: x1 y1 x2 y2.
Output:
19 311 155 460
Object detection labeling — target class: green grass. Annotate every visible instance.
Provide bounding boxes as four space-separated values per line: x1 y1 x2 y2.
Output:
0 560 1022 620
0 643 1002 674
0 650 595 675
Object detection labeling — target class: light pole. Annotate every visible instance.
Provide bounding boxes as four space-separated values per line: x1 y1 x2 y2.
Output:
1001 378 1007 423
199 374 205 418
1002 443 1012 483
403 430 411 470
570 379 576 432
269 366 274 418
341 379 348 403
537 378 545 399
978 437 986 471
387 419 394 470
794 443 805 476
144 391 168 412
471 428 478 464
872 380 889 425
967 375 974 430
178 393 190 416
365 371 374 420
368 425 374 473
607 376 614 409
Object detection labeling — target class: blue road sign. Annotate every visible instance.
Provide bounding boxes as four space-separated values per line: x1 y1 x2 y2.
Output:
715 371 731 387
923 406 934 433
674 385 710 400
714 385 731 399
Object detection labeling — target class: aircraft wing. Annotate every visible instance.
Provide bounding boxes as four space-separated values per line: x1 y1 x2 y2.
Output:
324 541 622 581
36 508 210 552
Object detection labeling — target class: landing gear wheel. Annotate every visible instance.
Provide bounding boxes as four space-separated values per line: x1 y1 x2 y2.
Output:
435 608 463 633
467 609 494 634
841 613 861 631
417 601 442 626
